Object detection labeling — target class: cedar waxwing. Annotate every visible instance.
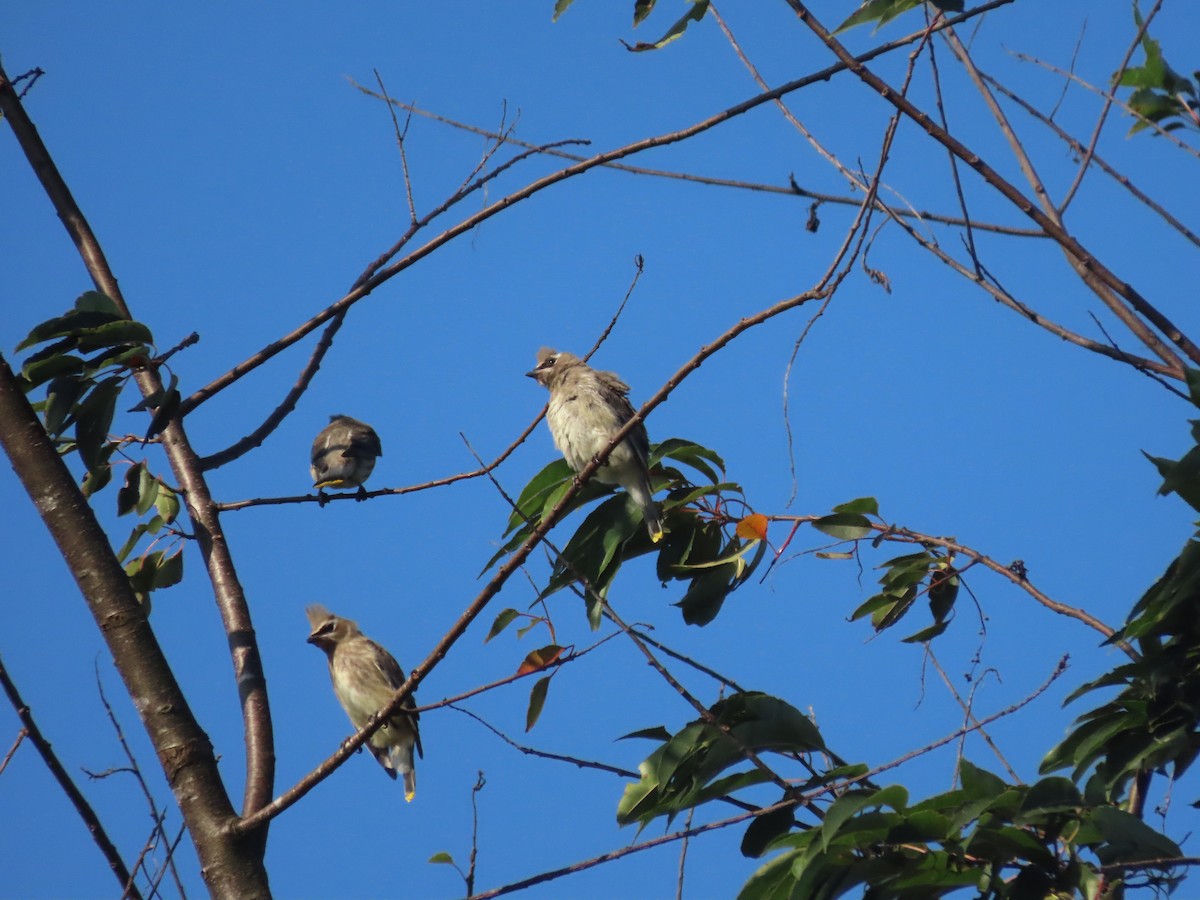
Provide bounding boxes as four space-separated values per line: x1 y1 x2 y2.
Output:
310 415 382 501
306 604 423 800
527 348 663 542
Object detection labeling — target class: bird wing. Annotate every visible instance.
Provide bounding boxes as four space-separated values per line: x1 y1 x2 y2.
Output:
367 641 421 730
347 424 383 459
594 370 651 466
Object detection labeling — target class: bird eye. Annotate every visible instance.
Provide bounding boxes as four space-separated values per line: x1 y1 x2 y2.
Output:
540 356 558 369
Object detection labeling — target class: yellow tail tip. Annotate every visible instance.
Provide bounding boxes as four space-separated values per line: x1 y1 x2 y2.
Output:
651 529 664 543
404 789 415 802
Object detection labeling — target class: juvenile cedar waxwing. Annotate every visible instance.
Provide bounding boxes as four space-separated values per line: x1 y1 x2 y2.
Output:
527 348 663 542
310 415 382 501
306 604 423 801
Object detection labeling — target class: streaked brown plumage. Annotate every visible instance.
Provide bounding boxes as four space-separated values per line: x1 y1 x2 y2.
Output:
306 604 422 800
310 415 382 500
526 347 663 542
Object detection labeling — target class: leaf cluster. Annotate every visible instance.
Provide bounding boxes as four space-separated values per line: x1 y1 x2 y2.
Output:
1042 371 1200 805
18 292 183 609
1119 2 1199 136
487 438 767 628
740 761 1181 900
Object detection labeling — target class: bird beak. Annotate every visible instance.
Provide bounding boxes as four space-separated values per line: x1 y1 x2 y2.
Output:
525 368 540 380
306 633 319 645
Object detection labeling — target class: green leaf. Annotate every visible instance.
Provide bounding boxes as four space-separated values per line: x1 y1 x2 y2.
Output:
152 547 184 590
485 608 520 643
116 523 150 563
736 846 804 900
812 512 872 541
835 0 922 35
622 0 709 52
526 676 551 732
1018 776 1082 817
80 454 115 497
633 0 655 27
741 804 796 858
551 0 575 22
135 464 159 516
831 497 879 516
43 375 85 436
74 290 123 316
651 438 725 484
17 309 122 351
618 725 672 742
155 485 180 525
427 851 455 865
676 562 739 626
71 319 154 351
900 621 949 643
959 760 1007 800
75 377 124 474
1086 806 1182 862
21 352 85 390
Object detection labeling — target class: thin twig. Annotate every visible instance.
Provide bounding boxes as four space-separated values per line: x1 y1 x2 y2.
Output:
0 728 27 777
354 83 1043 238
981 71 1200 251
926 649 1019 783
1010 51 1200 161
373 69 418 226
0 655 141 899
1057 0 1165 213
89 663 187 898
786 0 1196 376
183 0 1021 418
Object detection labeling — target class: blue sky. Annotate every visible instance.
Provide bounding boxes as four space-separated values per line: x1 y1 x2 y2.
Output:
3 3 1200 898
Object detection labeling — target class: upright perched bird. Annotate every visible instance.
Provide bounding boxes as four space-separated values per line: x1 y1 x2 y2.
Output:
527 348 663 542
310 415 382 501
305 604 423 801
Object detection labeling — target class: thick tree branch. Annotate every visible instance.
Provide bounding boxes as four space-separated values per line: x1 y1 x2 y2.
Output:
0 356 267 897
0 63 273 895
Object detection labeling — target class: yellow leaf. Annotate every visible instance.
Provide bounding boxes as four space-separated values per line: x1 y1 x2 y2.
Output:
517 644 564 676
736 513 768 542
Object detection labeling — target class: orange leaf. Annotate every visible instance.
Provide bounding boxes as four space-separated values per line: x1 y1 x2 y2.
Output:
736 513 769 542
516 644 565 676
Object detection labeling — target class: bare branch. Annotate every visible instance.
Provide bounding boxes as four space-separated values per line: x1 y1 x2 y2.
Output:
981 72 1200 251
784 1 1197 376
355 83 1044 238
183 0 1020 417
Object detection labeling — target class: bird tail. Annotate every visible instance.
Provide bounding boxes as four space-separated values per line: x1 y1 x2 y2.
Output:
626 478 664 543
389 744 417 802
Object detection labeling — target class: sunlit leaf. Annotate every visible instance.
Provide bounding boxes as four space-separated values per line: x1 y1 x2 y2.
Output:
427 851 455 865
736 513 768 542
516 644 564 676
